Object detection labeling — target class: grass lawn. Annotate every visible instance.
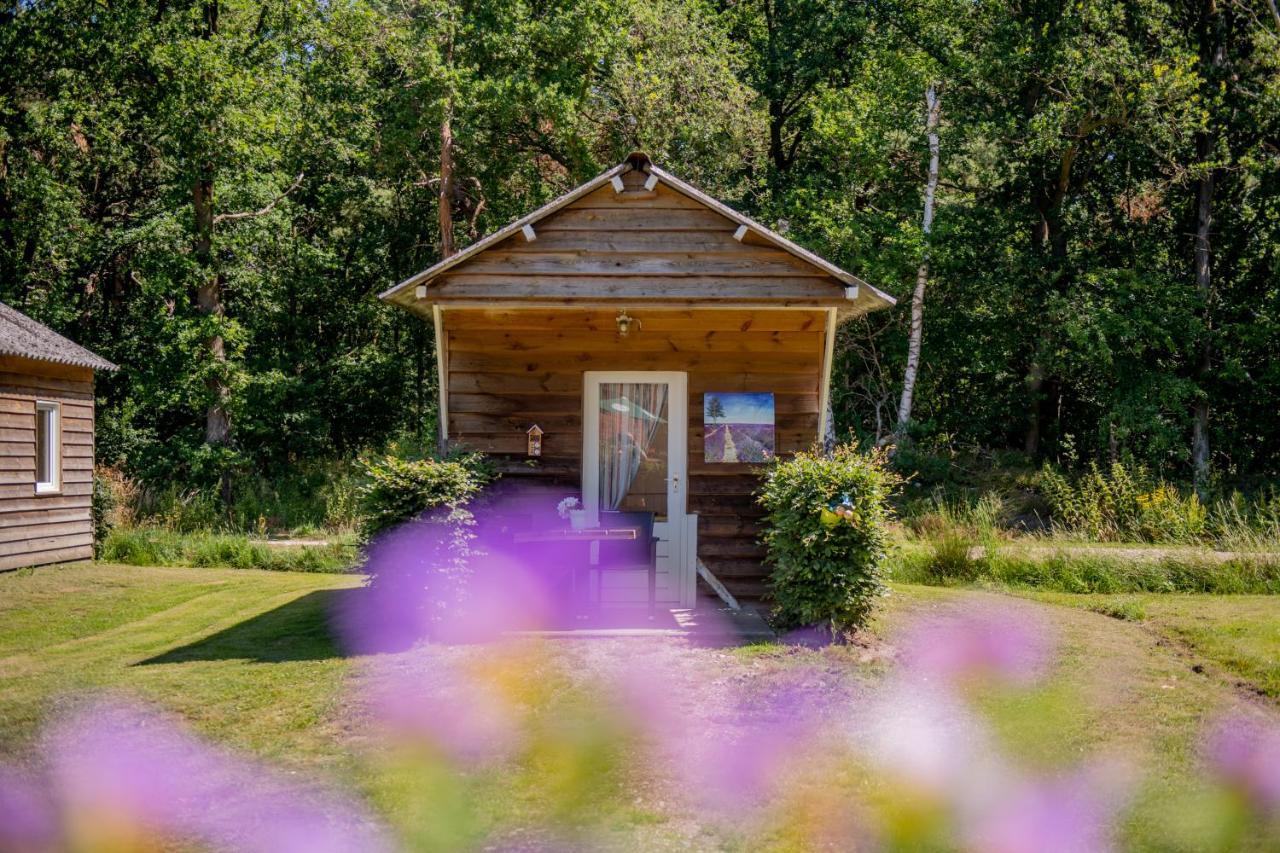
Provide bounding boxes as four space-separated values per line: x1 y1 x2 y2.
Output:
1017 590 1280 700
1 562 1277 850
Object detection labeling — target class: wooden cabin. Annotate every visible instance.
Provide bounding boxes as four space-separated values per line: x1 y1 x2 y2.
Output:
381 153 895 609
0 302 116 570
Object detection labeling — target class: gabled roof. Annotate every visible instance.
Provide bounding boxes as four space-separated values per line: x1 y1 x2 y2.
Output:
0 301 118 372
379 155 896 311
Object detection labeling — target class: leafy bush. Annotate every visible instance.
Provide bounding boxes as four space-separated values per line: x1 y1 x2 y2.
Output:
92 472 116 559
758 445 899 635
356 451 494 541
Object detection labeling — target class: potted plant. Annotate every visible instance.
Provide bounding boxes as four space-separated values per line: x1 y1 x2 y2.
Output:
557 496 586 530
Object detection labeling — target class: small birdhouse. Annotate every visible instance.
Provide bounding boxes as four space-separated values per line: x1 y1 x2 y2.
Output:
526 424 543 457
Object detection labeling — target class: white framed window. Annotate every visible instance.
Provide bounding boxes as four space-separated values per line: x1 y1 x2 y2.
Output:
35 401 60 495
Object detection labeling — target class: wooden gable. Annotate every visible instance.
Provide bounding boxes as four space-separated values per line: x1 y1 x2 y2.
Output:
381 154 895 318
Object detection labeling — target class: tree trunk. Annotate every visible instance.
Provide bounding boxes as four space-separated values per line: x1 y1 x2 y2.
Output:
192 175 230 448
438 98 455 260
1192 0 1225 496
896 84 941 438
194 1 231 504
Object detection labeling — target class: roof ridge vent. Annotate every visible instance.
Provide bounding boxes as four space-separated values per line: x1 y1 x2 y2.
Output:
624 151 652 173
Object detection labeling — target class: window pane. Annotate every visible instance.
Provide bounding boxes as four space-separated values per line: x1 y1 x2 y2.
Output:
36 409 50 484
598 383 668 517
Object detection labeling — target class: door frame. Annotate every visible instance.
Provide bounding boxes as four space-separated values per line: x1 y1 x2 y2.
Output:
581 371 695 606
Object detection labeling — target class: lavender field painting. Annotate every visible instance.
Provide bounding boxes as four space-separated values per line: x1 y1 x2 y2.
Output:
704 392 775 463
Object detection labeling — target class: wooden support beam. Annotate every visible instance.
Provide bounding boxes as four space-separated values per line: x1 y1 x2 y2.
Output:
643 173 659 191
415 285 428 299
817 309 837 446
733 224 749 242
697 559 741 610
844 285 859 301
610 175 626 193
521 223 537 242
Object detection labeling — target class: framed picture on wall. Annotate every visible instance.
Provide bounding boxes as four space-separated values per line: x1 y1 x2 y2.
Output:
704 392 775 463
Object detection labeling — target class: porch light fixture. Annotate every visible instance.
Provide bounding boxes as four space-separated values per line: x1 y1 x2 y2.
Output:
615 310 640 337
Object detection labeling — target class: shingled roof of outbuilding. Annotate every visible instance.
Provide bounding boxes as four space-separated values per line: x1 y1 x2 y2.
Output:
0 301 118 372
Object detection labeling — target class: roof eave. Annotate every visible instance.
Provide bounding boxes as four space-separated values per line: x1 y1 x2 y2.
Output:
378 162 630 303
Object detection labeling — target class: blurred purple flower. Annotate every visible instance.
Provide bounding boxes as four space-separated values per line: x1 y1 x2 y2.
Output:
964 767 1124 853
364 655 521 765
1206 714 1280 814
0 765 58 851
860 677 1006 798
898 604 1054 686
43 697 391 853
615 658 822 819
338 490 595 652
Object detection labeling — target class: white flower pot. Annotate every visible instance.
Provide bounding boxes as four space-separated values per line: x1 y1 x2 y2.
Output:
569 509 587 530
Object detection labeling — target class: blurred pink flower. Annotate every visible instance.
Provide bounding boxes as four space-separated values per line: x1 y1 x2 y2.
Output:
615 657 824 819
42 697 391 853
862 680 999 794
898 604 1054 686
0 765 58 851
965 767 1123 853
1206 714 1280 814
364 655 521 765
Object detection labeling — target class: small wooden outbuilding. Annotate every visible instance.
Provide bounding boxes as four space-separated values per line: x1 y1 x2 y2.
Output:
381 153 895 608
0 301 116 570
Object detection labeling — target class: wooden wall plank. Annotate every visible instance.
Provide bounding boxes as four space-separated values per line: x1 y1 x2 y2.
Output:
432 274 842 301
0 543 93 571
537 208 733 231
456 251 819 278
449 330 824 355
445 308 828 332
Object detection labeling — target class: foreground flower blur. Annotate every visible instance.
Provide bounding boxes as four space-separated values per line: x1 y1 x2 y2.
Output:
0 698 390 853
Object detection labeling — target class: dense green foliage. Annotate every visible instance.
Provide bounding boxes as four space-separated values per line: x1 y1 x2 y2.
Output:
1 0 1277 508
356 451 493 540
758 445 899 633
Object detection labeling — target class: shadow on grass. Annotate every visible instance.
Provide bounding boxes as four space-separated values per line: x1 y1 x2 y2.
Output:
139 589 358 665
138 586 775 664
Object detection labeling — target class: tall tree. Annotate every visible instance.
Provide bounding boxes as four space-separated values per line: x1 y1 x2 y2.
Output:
895 83 941 437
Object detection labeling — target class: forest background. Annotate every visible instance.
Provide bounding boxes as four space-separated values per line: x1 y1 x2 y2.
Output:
2 0 1277 532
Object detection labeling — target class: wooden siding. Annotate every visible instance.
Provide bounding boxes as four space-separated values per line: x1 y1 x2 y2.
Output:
0 356 95 570
444 308 827 601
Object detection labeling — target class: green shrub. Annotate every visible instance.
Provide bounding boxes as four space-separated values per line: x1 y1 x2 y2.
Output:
758 445 899 635
356 451 495 541
92 471 116 559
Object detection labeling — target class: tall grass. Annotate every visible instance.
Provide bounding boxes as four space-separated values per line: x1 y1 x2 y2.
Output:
892 546 1280 595
99 528 356 573
96 460 364 536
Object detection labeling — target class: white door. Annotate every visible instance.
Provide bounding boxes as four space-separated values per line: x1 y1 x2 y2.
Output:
582 371 697 607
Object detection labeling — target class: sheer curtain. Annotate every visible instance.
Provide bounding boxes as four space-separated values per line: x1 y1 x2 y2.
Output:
599 383 668 511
